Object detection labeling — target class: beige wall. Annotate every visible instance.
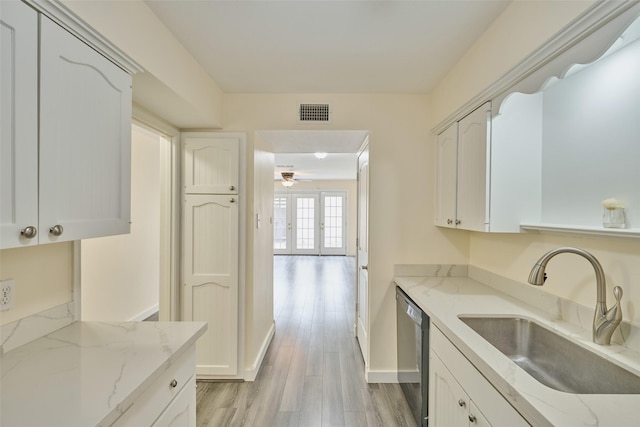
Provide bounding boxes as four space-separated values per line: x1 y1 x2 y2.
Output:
275 180 358 256
80 126 161 321
0 242 74 325
224 93 469 375
430 2 640 323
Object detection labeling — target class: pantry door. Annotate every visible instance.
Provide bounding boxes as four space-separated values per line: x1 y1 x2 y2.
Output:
291 194 320 255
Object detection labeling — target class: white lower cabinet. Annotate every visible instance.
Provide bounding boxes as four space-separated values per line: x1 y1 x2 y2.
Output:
112 346 197 427
429 326 529 427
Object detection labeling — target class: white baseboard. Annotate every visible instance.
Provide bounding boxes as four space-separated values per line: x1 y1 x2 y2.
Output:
365 370 398 383
244 322 275 381
129 304 159 321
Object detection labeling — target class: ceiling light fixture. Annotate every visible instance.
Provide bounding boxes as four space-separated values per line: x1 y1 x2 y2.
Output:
281 171 296 187
314 152 328 159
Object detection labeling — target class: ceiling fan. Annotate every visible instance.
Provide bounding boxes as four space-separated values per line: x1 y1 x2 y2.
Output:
281 171 296 187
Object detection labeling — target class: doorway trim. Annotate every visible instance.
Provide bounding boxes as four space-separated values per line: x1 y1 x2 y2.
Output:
132 105 181 321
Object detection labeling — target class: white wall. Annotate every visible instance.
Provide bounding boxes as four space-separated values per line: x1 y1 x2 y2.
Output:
80 126 161 321
430 1 640 325
224 93 469 376
274 180 358 256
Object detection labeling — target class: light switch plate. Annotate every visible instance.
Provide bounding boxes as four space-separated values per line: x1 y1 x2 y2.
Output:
0 280 15 311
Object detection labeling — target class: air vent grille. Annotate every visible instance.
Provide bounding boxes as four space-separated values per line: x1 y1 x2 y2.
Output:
299 103 331 123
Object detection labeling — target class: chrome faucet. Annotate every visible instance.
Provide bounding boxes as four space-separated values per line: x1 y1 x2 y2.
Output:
528 247 623 345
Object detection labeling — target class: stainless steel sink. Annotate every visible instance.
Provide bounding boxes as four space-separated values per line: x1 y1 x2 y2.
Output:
459 316 640 394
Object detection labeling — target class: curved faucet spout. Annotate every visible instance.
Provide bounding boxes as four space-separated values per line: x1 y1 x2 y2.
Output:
527 247 622 345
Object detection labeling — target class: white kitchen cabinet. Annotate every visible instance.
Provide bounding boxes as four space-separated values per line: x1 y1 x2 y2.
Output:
435 103 490 231
183 132 240 195
0 0 39 248
181 132 244 379
0 0 137 249
112 345 197 427
183 194 239 378
429 326 529 427
435 97 540 233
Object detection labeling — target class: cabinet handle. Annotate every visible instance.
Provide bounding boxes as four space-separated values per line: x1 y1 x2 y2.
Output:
455 219 461 225
468 414 477 423
49 225 64 237
458 399 466 408
170 379 178 388
229 185 235 191
447 219 453 225
20 226 38 239
230 198 236 203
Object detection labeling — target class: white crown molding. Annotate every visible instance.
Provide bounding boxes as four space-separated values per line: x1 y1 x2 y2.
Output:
23 0 143 75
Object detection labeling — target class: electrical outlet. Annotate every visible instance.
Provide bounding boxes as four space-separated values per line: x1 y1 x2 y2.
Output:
0 280 15 311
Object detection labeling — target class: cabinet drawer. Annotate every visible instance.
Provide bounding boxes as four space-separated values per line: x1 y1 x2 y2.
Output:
431 326 529 427
112 346 196 427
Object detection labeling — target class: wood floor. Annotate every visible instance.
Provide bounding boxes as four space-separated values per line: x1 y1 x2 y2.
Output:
195 255 417 427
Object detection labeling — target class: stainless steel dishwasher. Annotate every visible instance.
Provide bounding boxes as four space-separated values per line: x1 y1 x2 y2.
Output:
396 286 429 427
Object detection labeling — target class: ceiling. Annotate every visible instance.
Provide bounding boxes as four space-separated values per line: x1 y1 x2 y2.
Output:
144 0 511 94
143 1 511 180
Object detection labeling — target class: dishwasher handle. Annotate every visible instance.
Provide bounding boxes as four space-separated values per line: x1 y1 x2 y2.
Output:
396 289 423 327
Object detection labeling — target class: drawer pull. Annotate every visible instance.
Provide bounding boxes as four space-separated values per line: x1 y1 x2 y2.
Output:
469 414 477 423
170 379 178 388
458 399 466 408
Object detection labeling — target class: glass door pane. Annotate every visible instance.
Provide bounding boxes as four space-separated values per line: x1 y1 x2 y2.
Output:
292 194 319 254
321 192 347 255
273 195 291 254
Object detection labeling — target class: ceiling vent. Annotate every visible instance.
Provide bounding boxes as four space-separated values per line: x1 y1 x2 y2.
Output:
298 103 331 124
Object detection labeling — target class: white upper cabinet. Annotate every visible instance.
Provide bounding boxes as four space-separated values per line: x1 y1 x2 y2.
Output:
456 104 491 232
183 133 240 195
435 123 457 228
39 16 132 243
0 0 139 249
435 99 540 233
0 1 39 248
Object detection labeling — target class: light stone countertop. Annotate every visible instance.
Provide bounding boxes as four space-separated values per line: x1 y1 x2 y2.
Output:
0 321 207 427
395 275 640 427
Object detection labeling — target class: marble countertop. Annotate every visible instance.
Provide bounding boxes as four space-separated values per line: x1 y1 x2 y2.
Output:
0 321 207 427
395 275 640 427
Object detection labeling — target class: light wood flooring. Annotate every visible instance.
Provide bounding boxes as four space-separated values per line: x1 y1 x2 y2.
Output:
195 255 417 427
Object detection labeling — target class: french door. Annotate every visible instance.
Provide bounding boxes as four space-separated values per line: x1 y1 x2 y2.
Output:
274 191 347 255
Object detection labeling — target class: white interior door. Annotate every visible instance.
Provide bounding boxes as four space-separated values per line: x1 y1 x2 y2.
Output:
273 194 291 254
292 194 320 255
356 144 369 362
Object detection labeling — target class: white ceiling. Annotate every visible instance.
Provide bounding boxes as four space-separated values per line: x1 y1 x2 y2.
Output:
145 0 511 94
144 1 511 180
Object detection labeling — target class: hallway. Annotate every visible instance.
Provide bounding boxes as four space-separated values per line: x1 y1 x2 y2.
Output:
195 256 416 426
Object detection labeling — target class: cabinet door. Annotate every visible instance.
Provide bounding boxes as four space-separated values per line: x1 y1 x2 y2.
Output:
183 133 240 195
39 16 132 243
429 353 470 427
0 1 38 248
183 195 238 377
153 376 196 427
435 123 458 228
456 103 491 232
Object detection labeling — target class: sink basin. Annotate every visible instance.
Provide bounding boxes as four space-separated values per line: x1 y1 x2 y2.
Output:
458 316 640 394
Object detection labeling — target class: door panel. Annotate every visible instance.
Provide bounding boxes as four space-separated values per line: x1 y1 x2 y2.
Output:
356 144 369 361
292 194 320 255
183 195 238 376
321 192 347 255
273 194 291 254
